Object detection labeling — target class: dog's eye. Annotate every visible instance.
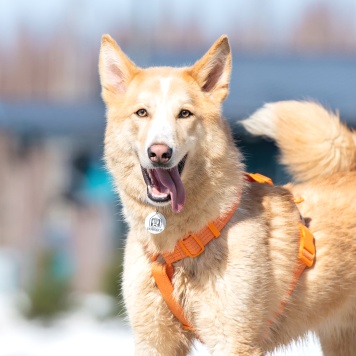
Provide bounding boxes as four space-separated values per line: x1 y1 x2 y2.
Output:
178 110 192 118
136 109 148 117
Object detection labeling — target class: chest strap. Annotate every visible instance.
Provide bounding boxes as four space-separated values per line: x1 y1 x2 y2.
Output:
265 221 314 330
151 197 240 331
150 173 316 334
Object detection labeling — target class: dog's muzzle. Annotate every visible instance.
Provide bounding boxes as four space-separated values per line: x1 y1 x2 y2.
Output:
141 155 187 213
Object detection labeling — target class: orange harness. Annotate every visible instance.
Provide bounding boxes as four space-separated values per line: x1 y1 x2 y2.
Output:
150 173 316 334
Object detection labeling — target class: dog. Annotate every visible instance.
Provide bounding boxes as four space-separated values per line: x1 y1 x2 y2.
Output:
99 34 356 355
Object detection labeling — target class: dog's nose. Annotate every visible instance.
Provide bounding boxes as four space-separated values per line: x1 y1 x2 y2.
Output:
148 144 173 164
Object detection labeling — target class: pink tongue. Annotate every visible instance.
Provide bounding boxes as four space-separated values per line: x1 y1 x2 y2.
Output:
156 167 186 213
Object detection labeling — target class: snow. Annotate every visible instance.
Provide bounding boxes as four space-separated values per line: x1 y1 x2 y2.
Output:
0 294 322 356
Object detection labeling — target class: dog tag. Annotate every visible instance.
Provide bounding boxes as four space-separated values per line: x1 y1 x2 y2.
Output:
145 212 166 234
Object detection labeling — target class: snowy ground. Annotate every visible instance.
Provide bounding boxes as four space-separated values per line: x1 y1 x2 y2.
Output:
0 294 322 356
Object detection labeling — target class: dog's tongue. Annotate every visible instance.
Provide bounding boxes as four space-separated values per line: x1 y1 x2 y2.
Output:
156 167 185 213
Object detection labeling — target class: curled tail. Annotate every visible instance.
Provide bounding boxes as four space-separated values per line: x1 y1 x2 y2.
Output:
241 101 356 182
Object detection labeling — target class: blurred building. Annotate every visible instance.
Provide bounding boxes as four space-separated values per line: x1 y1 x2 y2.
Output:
0 0 355 306
0 123 122 296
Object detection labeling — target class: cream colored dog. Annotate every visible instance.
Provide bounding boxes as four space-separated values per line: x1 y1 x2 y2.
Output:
99 34 356 355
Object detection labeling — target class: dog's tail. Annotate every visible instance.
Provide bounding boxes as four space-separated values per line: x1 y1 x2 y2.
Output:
241 101 356 182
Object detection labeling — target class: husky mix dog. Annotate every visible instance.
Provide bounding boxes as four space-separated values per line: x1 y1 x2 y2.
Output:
99 35 356 355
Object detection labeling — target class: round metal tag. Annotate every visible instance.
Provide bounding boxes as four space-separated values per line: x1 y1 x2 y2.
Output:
145 212 167 234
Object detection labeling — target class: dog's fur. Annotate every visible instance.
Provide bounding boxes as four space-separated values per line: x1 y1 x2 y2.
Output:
99 35 356 355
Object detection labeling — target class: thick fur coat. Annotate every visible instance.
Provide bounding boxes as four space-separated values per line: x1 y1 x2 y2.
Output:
99 35 356 355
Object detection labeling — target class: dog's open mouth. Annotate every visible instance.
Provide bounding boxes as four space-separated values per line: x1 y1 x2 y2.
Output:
141 155 187 213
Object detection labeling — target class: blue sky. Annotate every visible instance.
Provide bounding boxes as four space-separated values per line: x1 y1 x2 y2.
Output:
1 0 355 45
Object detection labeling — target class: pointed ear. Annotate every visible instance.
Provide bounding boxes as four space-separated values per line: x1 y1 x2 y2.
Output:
189 35 232 102
99 34 138 100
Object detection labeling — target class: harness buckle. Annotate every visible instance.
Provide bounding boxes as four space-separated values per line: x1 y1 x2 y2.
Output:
298 223 315 267
178 234 205 258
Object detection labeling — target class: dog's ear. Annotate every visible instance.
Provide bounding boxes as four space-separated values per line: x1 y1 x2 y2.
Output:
189 35 231 102
99 35 138 101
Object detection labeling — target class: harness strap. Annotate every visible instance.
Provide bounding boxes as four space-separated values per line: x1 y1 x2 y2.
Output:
161 199 240 265
151 197 241 333
151 261 193 330
150 173 316 336
267 222 315 327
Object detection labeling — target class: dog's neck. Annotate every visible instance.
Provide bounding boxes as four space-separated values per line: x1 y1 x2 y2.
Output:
120 127 245 254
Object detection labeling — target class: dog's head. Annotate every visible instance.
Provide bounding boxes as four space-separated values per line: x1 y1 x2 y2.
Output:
99 35 232 213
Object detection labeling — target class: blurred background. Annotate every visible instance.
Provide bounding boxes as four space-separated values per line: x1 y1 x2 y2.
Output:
0 0 355 355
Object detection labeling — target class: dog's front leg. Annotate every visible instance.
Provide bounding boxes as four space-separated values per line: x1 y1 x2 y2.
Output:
210 344 263 356
132 319 192 356
203 326 264 356
192 258 267 355
130 291 193 356
193 297 265 356
123 237 193 356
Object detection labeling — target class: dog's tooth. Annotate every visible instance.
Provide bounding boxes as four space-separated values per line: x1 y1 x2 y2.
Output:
148 170 153 181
